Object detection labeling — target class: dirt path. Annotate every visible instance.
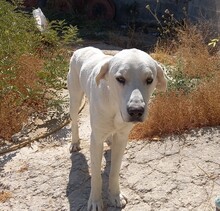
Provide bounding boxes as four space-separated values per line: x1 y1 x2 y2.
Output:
0 99 220 211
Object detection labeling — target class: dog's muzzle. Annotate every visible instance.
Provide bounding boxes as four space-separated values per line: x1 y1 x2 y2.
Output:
126 89 146 122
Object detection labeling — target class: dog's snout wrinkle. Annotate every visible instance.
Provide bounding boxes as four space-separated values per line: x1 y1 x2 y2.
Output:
130 98 144 104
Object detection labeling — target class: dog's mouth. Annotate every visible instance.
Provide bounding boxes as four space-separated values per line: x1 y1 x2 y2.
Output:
128 117 144 123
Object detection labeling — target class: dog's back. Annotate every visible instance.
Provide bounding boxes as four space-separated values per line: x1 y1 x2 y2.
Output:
69 47 112 95
69 47 103 76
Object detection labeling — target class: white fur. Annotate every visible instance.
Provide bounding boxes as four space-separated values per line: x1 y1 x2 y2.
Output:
67 47 167 211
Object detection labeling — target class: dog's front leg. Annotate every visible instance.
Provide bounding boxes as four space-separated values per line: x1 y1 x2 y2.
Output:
108 132 128 208
88 132 104 211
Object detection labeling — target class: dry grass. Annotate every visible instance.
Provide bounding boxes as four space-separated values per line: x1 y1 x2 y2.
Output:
151 50 176 66
17 162 29 173
0 191 12 203
174 25 219 78
0 55 45 140
130 75 220 139
13 55 44 95
130 24 220 139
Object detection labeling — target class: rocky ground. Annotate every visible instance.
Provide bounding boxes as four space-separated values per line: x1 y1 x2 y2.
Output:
0 45 219 211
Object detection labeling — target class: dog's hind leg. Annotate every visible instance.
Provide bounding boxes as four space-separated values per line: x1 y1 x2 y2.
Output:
67 61 84 153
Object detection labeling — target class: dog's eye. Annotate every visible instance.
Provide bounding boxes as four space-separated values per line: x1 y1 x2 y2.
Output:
146 78 153 85
116 76 126 85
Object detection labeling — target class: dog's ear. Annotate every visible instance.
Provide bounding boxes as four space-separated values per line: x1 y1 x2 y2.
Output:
96 62 109 86
156 64 167 92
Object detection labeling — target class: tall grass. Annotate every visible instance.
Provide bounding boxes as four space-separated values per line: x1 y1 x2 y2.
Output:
130 23 220 139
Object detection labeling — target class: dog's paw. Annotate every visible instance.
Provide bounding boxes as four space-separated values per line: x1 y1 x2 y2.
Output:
108 192 127 208
87 198 103 211
69 142 81 153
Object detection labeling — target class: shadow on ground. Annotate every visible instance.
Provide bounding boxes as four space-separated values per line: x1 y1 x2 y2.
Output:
0 152 17 172
67 148 124 211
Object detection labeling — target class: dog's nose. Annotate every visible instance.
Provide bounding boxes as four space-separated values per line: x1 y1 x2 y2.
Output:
127 106 144 119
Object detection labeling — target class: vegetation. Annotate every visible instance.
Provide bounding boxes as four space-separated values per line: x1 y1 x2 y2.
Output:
0 0 219 142
130 22 220 139
0 190 12 203
0 1 80 140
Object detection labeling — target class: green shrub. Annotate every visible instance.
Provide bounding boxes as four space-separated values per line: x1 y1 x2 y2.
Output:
0 1 80 140
0 1 40 59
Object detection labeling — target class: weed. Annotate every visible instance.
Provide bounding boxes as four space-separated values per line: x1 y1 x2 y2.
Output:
209 38 219 48
208 36 220 54
40 20 81 48
0 191 12 203
146 2 186 40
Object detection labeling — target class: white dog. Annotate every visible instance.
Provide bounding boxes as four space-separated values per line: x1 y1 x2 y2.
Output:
67 47 167 211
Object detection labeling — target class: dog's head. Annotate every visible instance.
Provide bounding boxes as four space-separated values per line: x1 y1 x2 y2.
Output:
96 49 167 123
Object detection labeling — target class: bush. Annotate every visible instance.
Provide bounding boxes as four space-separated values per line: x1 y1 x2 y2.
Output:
0 1 80 140
0 2 40 59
